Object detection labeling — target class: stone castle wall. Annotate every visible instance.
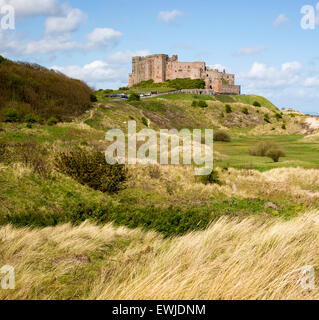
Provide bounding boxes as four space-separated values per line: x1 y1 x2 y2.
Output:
129 54 241 95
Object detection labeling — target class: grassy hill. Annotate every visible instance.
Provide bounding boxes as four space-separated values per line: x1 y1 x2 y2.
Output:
0 56 93 122
2 79 319 299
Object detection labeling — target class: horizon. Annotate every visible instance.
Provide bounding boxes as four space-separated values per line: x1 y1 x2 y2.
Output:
1 0 319 112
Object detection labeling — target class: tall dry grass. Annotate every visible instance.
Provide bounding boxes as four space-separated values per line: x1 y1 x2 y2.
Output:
1 212 319 300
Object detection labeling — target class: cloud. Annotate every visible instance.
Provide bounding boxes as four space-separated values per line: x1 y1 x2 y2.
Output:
158 10 182 25
273 14 289 27
235 46 267 56
51 49 150 89
106 50 150 64
0 0 60 17
86 28 123 49
45 8 87 34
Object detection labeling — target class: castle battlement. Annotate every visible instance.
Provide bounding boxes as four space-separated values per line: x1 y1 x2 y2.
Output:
128 54 241 95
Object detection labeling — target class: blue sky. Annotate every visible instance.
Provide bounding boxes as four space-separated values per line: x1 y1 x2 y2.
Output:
1 0 319 112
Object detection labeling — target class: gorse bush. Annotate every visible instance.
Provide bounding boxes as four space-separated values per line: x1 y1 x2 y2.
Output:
0 57 92 121
198 170 222 185
225 104 232 113
253 101 261 107
249 141 285 162
266 149 286 162
54 148 128 194
214 130 231 142
198 100 208 108
242 107 249 115
47 117 58 126
128 93 140 101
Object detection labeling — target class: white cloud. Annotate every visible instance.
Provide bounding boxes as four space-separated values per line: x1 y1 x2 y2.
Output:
106 50 150 64
0 0 60 17
51 49 150 89
235 46 267 56
45 8 87 34
86 28 123 49
158 10 182 25
305 77 319 87
273 14 289 27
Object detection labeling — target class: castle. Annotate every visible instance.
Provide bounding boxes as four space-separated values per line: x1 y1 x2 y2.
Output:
128 54 241 95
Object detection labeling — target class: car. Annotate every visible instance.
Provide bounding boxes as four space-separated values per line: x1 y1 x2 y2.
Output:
144 93 152 97
151 91 158 95
139 94 144 97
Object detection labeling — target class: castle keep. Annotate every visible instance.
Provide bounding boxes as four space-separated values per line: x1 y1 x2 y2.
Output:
128 54 241 95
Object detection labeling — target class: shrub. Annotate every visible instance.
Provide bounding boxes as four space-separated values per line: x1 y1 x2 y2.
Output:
282 123 286 130
249 141 280 157
266 149 286 162
90 94 98 102
253 101 261 107
2 108 20 122
242 107 249 115
220 112 225 118
198 100 208 108
24 113 37 123
54 148 128 194
141 116 148 127
225 104 232 113
0 140 50 177
264 113 271 123
198 170 222 185
47 117 58 126
191 100 198 107
26 123 32 129
214 130 231 142
275 113 283 120
128 93 140 101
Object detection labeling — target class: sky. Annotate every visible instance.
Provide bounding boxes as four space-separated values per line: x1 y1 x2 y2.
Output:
0 0 319 113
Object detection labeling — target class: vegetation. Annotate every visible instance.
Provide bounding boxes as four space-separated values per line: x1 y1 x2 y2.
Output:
225 104 232 113
132 78 205 90
128 93 140 101
249 141 280 157
54 148 128 194
242 107 249 115
253 101 261 107
266 149 286 162
0 56 92 121
214 131 231 142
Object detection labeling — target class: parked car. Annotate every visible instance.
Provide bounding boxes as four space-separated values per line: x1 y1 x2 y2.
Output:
144 93 152 97
139 94 144 97
151 91 158 95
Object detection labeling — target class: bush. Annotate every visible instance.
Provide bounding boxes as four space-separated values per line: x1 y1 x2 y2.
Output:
90 94 98 102
128 93 140 101
225 104 232 113
198 100 208 108
249 141 280 157
266 149 285 162
282 123 286 130
47 117 59 126
54 148 128 194
0 140 50 177
214 130 231 142
275 113 283 120
24 113 37 123
264 113 271 123
2 108 20 122
242 107 249 115
198 170 222 185
191 100 198 107
253 101 261 107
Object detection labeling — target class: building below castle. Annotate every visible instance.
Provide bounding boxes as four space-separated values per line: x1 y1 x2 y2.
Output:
128 54 241 95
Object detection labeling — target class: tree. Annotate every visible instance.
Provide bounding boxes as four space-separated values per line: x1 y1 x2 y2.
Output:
266 149 285 163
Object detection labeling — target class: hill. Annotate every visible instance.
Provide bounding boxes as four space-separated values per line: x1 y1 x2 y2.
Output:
0 56 93 122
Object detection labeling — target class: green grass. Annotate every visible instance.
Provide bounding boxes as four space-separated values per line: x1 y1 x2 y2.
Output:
215 135 319 171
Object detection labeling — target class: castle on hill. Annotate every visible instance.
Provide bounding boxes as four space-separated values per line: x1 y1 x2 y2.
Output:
128 54 241 95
